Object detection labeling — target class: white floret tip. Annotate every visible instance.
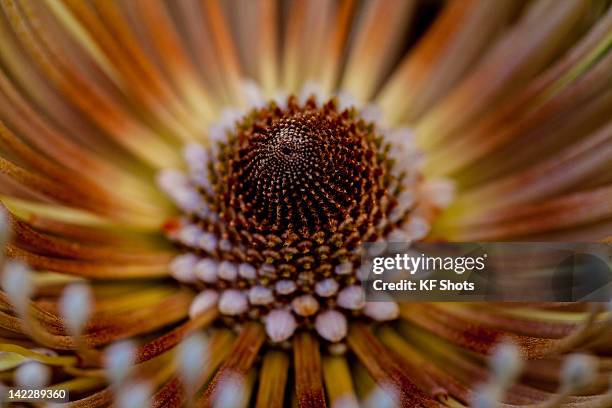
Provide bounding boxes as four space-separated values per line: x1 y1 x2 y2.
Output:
363 302 399 322
337 285 366 310
299 81 324 105
265 309 297 343
189 290 219 319
402 215 430 240
183 143 208 170
334 262 353 275
194 258 219 283
218 290 248 316
248 286 274 305
218 261 238 281
169 254 199 283
178 224 204 247
241 80 266 109
198 232 218 253
315 278 339 297
238 263 256 280
336 90 359 111
315 310 348 343
275 279 297 295
291 295 319 317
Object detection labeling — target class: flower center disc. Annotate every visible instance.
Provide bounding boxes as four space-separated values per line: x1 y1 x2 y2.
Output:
162 95 431 343
225 102 386 236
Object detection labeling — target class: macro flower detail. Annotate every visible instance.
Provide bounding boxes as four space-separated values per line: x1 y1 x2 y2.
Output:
159 94 441 343
0 0 611 407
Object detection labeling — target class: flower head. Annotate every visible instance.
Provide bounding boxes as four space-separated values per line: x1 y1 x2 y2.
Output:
159 95 439 344
0 1 611 407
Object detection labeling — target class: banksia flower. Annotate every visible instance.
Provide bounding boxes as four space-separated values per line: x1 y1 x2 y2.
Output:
0 1 611 407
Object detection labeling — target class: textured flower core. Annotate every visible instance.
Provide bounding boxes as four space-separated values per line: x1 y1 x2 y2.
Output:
161 95 434 343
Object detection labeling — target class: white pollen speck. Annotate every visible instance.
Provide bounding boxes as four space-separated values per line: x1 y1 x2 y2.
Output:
238 263 257 280
104 340 136 385
275 280 296 295
1 261 34 316
291 295 319 316
213 375 247 408
337 286 366 310
470 384 500 408
489 341 523 387
315 278 339 297
194 258 218 283
248 286 274 305
315 310 347 342
402 215 430 240
116 381 151 408
363 302 399 321
15 361 50 389
189 290 219 319
198 232 218 253
218 290 248 316
177 332 208 393
334 262 353 275
363 384 399 408
170 254 199 283
218 261 238 281
265 309 297 343
59 283 93 336
561 353 598 391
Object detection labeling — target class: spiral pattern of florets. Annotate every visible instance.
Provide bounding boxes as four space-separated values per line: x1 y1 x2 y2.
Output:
159 95 444 344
